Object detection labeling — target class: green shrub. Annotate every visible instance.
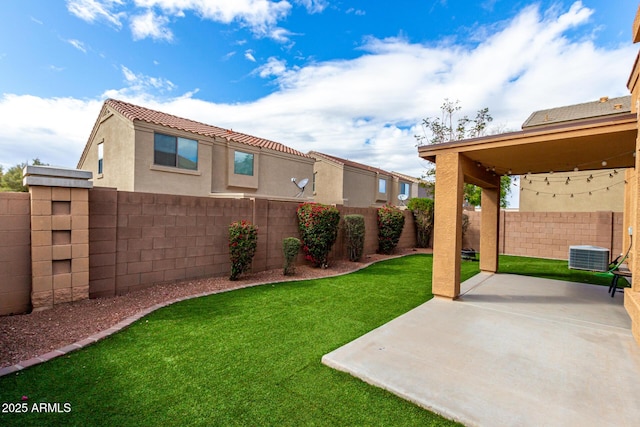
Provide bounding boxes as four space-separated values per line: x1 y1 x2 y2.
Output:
228 220 258 281
297 202 341 268
282 237 301 276
407 198 434 248
344 214 365 262
377 205 405 255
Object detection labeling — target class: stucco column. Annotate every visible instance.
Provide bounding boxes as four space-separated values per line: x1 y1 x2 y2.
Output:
432 152 464 299
480 186 500 273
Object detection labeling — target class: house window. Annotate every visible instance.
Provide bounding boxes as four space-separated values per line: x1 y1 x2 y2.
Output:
378 178 387 194
154 133 198 170
97 142 103 174
400 182 410 196
234 151 254 176
312 172 316 192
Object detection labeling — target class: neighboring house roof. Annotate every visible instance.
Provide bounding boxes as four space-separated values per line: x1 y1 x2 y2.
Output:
522 95 632 129
79 99 310 167
309 151 396 177
391 171 421 183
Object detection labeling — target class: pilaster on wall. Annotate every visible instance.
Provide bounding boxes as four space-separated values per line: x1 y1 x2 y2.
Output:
24 166 92 311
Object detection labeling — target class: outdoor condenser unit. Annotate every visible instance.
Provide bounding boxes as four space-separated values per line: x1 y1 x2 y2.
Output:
568 245 610 272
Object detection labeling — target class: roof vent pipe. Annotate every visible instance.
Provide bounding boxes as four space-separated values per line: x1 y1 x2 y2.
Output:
600 96 609 102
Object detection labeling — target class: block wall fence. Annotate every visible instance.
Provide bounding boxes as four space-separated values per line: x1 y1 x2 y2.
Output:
0 187 416 315
0 185 626 317
463 210 624 259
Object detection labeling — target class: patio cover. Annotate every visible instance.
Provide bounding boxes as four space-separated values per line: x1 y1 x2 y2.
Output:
417 112 637 300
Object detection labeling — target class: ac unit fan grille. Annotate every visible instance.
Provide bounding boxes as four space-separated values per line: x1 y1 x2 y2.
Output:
568 246 609 272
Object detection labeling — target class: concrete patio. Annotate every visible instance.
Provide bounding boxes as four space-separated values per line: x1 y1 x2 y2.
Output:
322 273 640 427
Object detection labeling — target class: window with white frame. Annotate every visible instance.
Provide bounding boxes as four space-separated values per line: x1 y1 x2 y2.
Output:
378 178 387 193
400 182 410 197
97 142 103 174
234 151 254 176
154 133 198 170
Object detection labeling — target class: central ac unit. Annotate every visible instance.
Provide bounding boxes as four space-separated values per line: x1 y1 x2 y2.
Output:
568 245 609 272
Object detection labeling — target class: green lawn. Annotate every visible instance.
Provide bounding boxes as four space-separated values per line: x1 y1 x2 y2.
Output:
497 254 621 286
0 254 614 426
0 254 471 427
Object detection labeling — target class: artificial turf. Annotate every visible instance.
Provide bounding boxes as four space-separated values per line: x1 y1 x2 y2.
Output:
497 254 625 286
0 253 615 426
0 254 470 427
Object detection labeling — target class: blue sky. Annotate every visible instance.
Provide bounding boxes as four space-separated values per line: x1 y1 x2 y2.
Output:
0 0 638 206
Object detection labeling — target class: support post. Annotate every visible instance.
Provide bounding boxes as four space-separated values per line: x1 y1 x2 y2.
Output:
432 152 464 299
480 186 500 273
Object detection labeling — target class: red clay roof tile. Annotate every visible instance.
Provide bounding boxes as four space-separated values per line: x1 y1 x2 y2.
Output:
105 98 310 158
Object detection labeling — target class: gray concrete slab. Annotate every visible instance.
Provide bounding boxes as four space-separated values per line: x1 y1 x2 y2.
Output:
322 274 640 427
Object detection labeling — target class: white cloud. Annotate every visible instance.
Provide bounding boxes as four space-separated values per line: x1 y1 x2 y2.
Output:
130 10 173 41
293 0 328 14
119 65 176 93
0 94 102 169
346 8 366 16
67 39 88 53
67 0 311 43
3 1 635 187
66 0 125 28
244 50 257 62
132 0 293 40
256 57 288 78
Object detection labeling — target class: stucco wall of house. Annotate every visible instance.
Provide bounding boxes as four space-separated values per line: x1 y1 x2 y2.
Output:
313 159 344 205
390 178 416 205
519 169 625 212
80 111 136 191
132 123 215 197
342 167 392 207
254 150 315 199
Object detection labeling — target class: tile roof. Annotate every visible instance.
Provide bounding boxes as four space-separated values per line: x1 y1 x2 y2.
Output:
391 171 421 183
103 98 311 158
309 151 396 177
522 95 632 129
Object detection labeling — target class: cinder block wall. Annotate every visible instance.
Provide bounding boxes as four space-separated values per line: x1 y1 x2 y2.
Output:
464 210 624 260
88 192 418 297
0 193 31 315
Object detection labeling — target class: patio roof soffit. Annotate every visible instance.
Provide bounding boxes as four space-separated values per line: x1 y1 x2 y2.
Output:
418 113 637 176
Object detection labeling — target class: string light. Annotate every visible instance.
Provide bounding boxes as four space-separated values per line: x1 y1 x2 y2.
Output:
469 150 634 176
522 178 626 197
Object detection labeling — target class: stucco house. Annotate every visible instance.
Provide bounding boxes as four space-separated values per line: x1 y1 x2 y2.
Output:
518 95 630 212
77 99 315 199
308 151 419 207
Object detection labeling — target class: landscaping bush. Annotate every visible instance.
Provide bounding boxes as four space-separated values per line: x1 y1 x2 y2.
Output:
282 237 301 276
228 220 258 281
297 202 341 268
344 214 365 262
407 198 434 248
377 205 405 255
